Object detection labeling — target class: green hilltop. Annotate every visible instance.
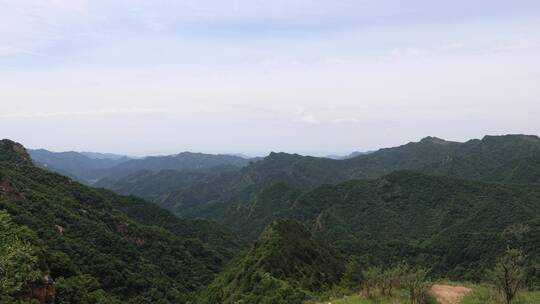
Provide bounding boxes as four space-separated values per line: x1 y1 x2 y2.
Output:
196 219 345 304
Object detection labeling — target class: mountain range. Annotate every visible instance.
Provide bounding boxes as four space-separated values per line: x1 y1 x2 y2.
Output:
95 135 540 227
29 149 255 185
28 149 131 183
4 134 540 303
90 134 540 283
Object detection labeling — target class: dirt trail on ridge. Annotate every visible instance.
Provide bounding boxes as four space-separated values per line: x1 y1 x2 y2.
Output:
430 284 472 304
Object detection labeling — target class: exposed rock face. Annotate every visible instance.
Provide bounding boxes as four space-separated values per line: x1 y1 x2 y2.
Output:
55 224 65 235
27 275 55 304
0 179 28 202
115 222 146 247
0 139 33 164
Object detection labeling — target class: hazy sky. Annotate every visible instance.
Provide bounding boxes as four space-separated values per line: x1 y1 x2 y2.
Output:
1 1 540 156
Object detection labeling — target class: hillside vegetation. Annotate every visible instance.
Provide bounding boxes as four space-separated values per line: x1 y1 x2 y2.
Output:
97 135 540 224
285 171 540 280
86 135 540 285
197 219 345 304
0 140 241 303
14 134 540 303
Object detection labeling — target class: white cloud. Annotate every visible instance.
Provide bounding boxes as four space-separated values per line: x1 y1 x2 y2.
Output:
391 47 430 57
440 41 465 50
392 42 465 58
323 58 346 65
1 1 540 155
332 117 360 124
0 107 169 119
0 46 38 56
492 39 540 53
299 114 320 124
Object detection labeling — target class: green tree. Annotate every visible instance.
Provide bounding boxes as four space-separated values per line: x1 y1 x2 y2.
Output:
361 266 382 298
55 274 120 304
401 266 430 304
488 248 527 304
383 262 407 296
0 210 42 301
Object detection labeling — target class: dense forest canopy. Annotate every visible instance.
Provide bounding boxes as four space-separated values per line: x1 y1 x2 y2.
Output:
0 139 241 303
3 135 540 303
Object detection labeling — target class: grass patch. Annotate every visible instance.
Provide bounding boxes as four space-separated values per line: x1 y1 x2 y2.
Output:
311 283 540 304
461 284 540 304
309 289 437 304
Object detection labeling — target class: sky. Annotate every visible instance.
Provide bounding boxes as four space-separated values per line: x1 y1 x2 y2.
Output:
1 0 540 156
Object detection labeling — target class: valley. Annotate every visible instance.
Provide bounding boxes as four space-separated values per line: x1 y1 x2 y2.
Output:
2 135 540 303
4 1 539 303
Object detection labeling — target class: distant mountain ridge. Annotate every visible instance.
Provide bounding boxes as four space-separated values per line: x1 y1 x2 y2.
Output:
29 149 256 185
94 151 254 184
29 149 131 183
80 151 130 160
99 134 540 225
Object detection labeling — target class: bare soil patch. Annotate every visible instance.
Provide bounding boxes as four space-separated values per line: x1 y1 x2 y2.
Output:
430 284 472 304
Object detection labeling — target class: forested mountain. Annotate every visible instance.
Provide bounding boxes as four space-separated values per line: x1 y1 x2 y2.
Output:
285 171 540 280
94 168 240 211
29 149 255 186
90 135 540 283
99 152 348 223
196 219 345 304
191 171 540 303
345 135 540 181
93 151 252 185
161 169 540 281
99 135 540 227
0 140 241 303
43 134 540 199
12 134 540 302
28 149 130 183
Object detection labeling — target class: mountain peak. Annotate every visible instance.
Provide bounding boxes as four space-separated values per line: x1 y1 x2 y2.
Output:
266 151 303 160
0 139 32 165
197 218 344 303
419 136 452 145
259 218 311 242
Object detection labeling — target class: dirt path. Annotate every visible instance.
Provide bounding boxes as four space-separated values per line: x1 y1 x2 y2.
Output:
430 284 472 304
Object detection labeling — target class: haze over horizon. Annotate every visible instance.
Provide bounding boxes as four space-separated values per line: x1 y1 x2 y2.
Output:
12 134 538 159
2 3 540 303
2 1 540 155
